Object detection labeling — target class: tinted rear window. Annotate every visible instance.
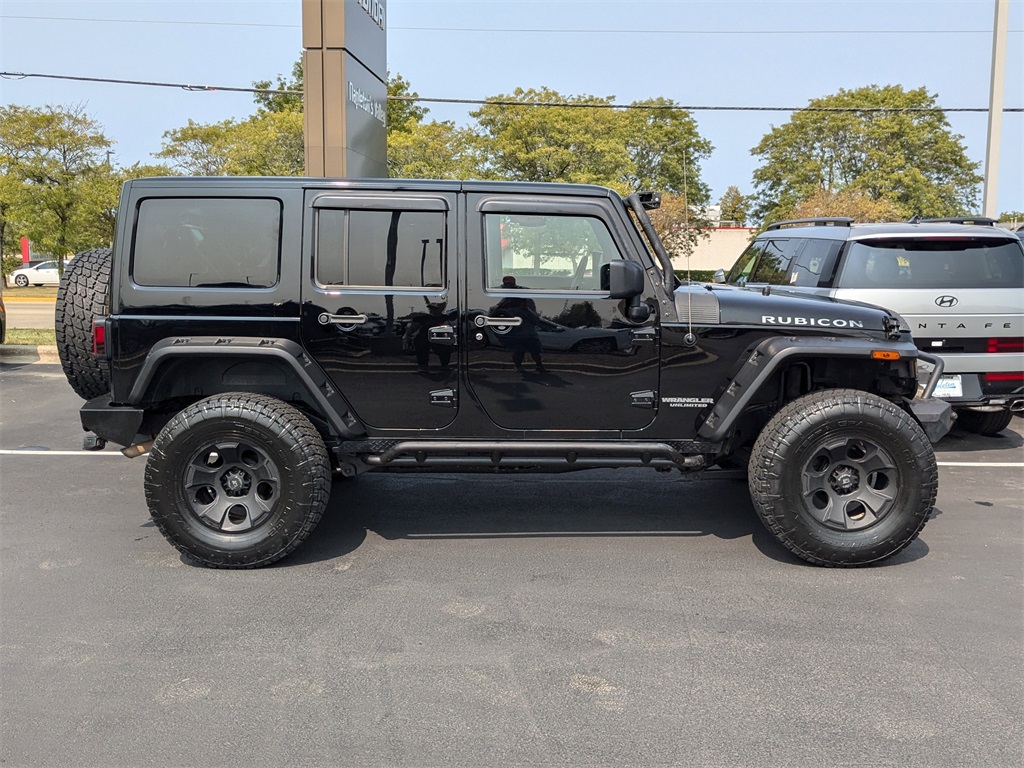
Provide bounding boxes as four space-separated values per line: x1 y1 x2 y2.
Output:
837 238 1024 289
133 198 282 288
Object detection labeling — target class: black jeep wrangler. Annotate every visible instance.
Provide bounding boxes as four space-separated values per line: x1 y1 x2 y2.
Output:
57 177 953 569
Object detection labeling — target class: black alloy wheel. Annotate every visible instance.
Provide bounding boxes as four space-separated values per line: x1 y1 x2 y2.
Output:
749 388 937 567
145 394 331 568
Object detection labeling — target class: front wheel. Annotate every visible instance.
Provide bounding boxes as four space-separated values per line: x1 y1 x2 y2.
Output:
749 389 937 567
13 274 28 287
145 394 332 568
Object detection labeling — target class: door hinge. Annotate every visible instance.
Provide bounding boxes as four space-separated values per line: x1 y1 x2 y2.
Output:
428 324 457 346
631 327 658 343
630 389 658 409
430 388 458 408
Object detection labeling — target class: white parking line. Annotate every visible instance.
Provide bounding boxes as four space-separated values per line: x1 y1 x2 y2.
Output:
0 450 123 456
937 461 1024 468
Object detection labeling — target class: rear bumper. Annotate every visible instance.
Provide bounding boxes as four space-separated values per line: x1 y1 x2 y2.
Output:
916 353 1023 409
80 395 144 448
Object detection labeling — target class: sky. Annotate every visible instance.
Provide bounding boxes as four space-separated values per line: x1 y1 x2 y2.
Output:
1 0 1022 214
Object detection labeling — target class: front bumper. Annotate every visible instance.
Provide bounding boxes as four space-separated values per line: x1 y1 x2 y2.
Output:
910 352 955 442
907 397 956 443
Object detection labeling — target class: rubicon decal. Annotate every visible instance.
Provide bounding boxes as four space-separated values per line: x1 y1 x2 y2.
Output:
762 316 866 328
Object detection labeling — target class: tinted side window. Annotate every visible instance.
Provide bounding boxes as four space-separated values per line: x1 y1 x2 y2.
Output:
483 213 622 292
750 240 795 283
788 239 842 287
727 243 764 284
316 209 445 288
837 238 1024 289
133 198 281 288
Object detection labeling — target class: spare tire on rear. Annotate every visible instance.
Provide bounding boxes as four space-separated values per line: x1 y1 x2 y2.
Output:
56 247 112 400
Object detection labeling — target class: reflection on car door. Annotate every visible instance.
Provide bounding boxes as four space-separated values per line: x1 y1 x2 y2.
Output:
300 191 459 431
464 195 660 432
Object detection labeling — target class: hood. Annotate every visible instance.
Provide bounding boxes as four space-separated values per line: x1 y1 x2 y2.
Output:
673 284 901 338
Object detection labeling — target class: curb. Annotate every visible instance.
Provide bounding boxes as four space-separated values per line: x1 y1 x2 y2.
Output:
0 345 59 364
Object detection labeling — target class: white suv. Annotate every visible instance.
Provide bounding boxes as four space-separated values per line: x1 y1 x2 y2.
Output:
719 217 1024 435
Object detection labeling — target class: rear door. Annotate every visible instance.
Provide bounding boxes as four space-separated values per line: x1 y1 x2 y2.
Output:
300 190 459 431
464 193 660 432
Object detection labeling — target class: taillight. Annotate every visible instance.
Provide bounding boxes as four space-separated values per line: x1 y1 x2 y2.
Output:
987 337 1024 353
92 320 106 358
984 372 1024 383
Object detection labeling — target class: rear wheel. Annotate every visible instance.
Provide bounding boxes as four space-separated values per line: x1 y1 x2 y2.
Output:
749 389 937 567
955 408 1013 436
55 248 112 399
145 394 332 568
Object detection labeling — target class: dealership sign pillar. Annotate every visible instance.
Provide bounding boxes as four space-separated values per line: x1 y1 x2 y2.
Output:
302 0 387 178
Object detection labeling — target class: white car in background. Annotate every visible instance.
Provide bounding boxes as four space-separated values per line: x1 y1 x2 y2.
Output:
719 217 1024 435
8 261 62 287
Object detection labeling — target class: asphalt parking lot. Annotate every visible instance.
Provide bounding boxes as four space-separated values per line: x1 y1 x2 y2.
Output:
1 361 1022 767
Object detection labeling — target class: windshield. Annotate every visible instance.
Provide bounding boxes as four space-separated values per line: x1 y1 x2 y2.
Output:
838 237 1024 289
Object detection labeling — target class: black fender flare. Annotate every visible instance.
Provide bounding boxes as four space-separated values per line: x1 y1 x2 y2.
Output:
128 336 366 440
697 335 937 442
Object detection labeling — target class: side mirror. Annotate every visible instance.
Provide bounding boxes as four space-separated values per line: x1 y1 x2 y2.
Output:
712 269 726 284
601 261 651 322
601 260 645 299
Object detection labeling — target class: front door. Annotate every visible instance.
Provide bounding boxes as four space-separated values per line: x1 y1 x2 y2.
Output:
301 191 458 431
464 195 660 432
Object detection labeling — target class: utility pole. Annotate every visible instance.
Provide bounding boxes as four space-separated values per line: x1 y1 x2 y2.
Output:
982 0 1009 219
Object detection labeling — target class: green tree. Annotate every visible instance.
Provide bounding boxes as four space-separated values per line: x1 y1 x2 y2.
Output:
750 85 982 224
0 104 39 259
1 104 115 262
470 88 629 186
718 186 749 225
156 119 234 175
620 97 712 201
790 188 905 223
648 193 711 264
386 72 428 135
224 112 305 176
388 119 479 179
1 104 172 262
252 59 303 114
158 113 304 178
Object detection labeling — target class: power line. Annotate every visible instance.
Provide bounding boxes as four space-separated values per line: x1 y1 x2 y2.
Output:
2 71 1022 113
2 14 1021 35
0 71 292 96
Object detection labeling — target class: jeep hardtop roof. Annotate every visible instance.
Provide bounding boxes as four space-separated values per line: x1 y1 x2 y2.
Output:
126 176 624 201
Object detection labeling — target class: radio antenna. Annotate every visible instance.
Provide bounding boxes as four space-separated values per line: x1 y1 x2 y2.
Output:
682 152 697 347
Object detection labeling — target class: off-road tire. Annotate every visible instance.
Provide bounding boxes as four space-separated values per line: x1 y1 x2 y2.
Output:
955 408 1013 436
749 388 937 567
145 394 332 569
55 247 112 399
